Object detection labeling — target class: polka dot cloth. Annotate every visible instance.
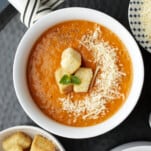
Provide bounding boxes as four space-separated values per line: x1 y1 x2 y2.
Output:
128 0 151 53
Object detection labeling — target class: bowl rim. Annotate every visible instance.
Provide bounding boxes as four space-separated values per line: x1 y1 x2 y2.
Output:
0 125 65 151
13 7 144 139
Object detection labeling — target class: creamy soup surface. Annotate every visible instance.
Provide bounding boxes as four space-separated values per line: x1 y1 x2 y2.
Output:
27 20 133 127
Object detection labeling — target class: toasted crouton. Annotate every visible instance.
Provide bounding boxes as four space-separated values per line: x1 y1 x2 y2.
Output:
61 48 81 74
55 68 73 94
7 145 23 151
74 68 93 92
30 135 55 151
2 132 32 151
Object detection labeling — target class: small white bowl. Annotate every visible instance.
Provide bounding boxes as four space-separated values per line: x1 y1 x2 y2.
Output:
13 7 144 138
0 125 65 151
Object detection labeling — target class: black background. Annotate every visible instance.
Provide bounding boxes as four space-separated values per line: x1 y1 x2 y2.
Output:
1 0 151 150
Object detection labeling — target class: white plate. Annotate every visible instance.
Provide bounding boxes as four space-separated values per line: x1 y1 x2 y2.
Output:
111 141 151 151
128 0 151 53
0 125 65 151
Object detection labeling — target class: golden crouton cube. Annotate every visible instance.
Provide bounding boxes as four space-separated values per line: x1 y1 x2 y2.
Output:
61 47 81 74
7 145 23 151
74 68 93 92
2 132 32 151
30 135 55 151
55 68 73 94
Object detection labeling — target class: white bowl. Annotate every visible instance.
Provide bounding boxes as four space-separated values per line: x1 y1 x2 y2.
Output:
0 125 65 151
13 7 144 138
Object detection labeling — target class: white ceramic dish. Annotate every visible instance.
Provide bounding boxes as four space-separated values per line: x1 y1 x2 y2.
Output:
0 125 65 151
13 7 144 138
111 141 151 151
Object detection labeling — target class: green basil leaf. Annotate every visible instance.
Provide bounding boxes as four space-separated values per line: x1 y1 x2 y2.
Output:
71 75 81 85
59 75 71 85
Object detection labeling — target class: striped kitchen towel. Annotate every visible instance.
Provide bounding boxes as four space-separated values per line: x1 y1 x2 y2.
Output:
8 0 64 27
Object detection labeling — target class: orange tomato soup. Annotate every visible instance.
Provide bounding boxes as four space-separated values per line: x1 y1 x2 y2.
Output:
27 20 132 127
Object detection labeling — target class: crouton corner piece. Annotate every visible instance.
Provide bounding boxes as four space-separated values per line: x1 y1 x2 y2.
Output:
55 68 73 94
61 47 81 74
30 135 55 151
74 68 93 93
7 145 23 151
2 132 32 151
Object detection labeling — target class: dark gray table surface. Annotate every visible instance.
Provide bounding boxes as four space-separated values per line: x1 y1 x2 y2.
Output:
0 0 8 12
0 0 151 151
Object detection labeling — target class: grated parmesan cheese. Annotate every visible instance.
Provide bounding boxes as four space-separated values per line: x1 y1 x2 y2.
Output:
59 26 126 120
140 0 151 42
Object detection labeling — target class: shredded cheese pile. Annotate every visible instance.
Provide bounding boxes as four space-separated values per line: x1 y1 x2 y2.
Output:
59 26 126 120
140 0 151 42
